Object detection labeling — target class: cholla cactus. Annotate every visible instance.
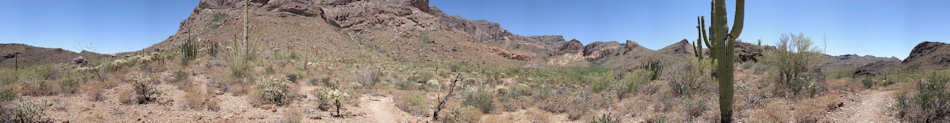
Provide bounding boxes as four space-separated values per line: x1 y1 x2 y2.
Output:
256 76 292 106
131 74 162 104
314 87 350 117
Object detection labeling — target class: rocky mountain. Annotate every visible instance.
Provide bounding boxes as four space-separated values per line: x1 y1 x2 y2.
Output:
852 41 949 76
0 43 107 68
902 41 950 70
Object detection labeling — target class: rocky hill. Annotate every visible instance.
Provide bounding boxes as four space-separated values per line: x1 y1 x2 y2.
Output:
902 41 950 70
0 43 107 68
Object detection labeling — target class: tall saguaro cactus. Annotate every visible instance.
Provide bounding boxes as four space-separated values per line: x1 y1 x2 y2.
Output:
695 0 744 122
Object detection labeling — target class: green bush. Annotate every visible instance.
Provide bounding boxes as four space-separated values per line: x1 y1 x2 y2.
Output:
616 69 652 99
669 61 709 97
896 70 950 122
861 77 874 89
463 87 494 113
409 71 435 83
0 88 15 102
764 33 825 96
395 91 429 116
256 76 292 106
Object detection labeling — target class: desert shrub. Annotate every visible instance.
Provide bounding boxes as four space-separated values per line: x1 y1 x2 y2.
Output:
409 71 435 83
861 77 874 89
441 106 484 123
554 65 610 85
173 70 188 83
589 71 616 93
82 82 106 102
0 88 15 102
825 70 854 80
896 70 950 122
539 90 592 120
764 33 825 96
0 101 50 123
255 76 292 106
281 108 303 123
590 111 622 123
668 61 710 97
183 81 219 111
616 69 652 99
356 68 381 88
395 91 429 116
131 74 162 104
684 98 707 120
285 73 300 83
207 12 228 29
59 79 78 94
463 86 495 113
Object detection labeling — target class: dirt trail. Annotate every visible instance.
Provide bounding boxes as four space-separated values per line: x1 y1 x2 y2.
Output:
827 89 898 122
359 95 413 123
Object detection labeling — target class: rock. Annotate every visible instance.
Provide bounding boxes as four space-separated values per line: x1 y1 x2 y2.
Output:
410 0 430 13
623 40 640 54
490 47 534 61
72 56 87 65
854 60 901 77
582 41 622 61
734 41 763 63
659 39 695 55
556 39 584 55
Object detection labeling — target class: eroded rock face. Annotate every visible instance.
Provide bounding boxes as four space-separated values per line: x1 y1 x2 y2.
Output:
623 40 640 55
557 39 584 55
734 41 763 63
582 41 622 61
320 0 439 31
410 0 430 13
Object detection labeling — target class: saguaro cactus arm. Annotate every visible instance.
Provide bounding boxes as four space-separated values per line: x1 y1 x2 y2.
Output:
729 0 745 38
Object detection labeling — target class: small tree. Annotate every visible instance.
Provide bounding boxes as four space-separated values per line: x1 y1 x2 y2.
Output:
765 33 824 96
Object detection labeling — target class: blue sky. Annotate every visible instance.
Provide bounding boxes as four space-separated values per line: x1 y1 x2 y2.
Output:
1 0 948 59
0 0 197 54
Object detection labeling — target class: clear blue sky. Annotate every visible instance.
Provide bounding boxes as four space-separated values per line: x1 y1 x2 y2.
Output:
2 0 948 59
0 0 198 54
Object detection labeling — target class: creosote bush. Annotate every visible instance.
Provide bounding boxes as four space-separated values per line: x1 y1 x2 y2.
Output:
616 69 652 99
896 70 950 122
463 86 494 113
395 91 429 116
256 76 292 106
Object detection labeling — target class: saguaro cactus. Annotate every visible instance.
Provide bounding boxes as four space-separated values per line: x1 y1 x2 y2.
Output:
695 0 744 122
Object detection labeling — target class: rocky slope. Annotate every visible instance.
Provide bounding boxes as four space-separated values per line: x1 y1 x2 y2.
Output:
0 43 107 68
902 41 950 70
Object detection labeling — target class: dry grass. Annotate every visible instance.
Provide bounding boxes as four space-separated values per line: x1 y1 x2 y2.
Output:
83 81 106 102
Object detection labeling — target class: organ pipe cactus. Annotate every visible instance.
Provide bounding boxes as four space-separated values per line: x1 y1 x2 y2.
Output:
694 0 744 122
